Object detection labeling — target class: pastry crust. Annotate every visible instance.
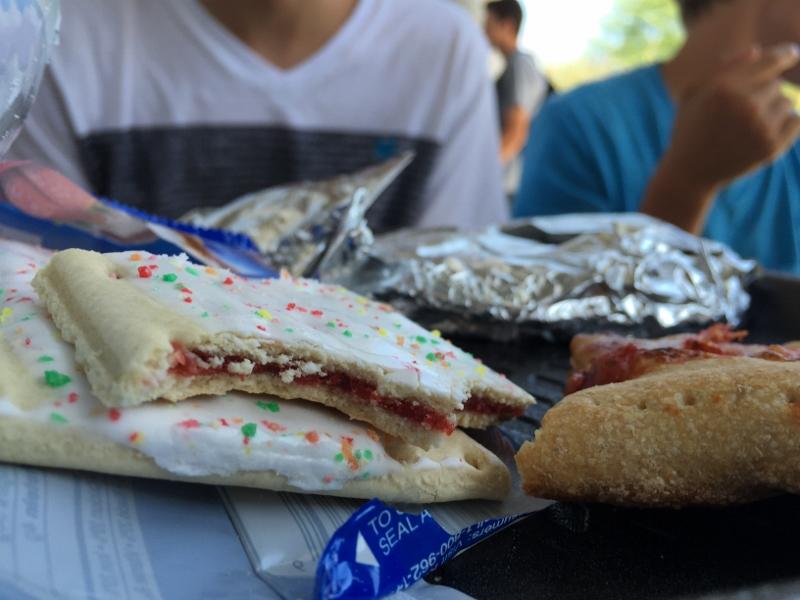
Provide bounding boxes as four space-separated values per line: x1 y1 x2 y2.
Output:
1 239 513 502
0 416 510 503
516 357 800 507
32 249 533 447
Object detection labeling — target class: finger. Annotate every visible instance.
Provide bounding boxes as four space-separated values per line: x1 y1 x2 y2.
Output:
760 96 798 146
741 43 800 87
750 79 784 104
778 111 800 148
681 46 760 100
750 82 794 116
720 44 761 69
766 92 795 118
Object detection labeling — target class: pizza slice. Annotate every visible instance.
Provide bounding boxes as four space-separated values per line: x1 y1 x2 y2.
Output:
516 326 800 507
32 249 534 448
566 324 800 394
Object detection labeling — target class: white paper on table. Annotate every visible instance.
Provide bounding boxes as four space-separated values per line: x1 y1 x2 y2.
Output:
0 465 162 600
220 430 551 600
0 464 273 600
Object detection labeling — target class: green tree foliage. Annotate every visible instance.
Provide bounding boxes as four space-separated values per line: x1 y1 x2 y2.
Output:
591 0 684 68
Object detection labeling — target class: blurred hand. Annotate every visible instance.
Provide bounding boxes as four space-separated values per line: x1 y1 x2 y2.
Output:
664 43 800 189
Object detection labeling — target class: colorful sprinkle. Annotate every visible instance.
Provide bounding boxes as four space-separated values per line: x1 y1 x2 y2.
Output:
204 267 218 276
334 453 344 463
37 355 54 363
183 297 193 304
326 322 336 329
241 422 258 439
129 253 142 262
256 308 273 320
50 412 68 424
68 392 79 404
0 307 13 323
343 330 353 338
305 431 320 443
425 352 437 362
185 267 199 276
201 311 209 318
256 400 280 413
223 277 234 286
179 419 201 429
108 408 121 422
261 420 286 432
311 310 323 317
340 438 359 471
44 370 71 388
137 266 153 279
162 273 178 283
129 432 142 444
363 449 374 461
432 330 442 338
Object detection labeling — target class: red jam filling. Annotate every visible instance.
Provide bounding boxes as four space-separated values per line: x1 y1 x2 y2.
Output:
566 325 800 395
463 395 524 418
169 347 518 433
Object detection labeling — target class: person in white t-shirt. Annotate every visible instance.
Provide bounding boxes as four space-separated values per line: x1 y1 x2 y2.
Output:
9 0 507 233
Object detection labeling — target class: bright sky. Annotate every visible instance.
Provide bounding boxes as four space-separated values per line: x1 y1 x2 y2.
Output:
519 0 617 65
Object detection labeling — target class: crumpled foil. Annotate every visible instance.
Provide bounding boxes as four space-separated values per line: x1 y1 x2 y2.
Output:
179 157 756 340
182 153 413 277
333 213 758 340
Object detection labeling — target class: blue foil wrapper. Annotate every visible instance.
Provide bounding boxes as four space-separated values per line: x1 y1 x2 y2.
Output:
0 158 410 279
314 499 526 600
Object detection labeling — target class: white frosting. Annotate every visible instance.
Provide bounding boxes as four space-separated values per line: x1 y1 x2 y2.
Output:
0 240 463 491
105 251 526 405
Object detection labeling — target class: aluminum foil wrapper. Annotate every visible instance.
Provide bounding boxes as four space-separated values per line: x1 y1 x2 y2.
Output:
182 153 413 277
334 213 758 340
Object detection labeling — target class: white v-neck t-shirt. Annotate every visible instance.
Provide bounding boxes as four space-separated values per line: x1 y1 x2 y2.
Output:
10 0 507 232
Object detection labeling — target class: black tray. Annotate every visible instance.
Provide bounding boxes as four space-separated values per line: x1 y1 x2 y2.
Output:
432 273 800 600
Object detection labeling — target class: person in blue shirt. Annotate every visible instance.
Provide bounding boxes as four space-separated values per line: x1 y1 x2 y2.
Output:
514 0 800 273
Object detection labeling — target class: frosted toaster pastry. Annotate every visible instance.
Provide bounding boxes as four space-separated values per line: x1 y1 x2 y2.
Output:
31 249 534 448
0 240 510 502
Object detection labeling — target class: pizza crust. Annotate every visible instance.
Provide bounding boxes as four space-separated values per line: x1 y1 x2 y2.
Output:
516 357 800 507
0 415 510 503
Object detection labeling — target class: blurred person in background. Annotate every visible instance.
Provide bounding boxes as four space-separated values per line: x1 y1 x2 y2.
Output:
484 0 549 198
9 0 507 233
514 0 800 273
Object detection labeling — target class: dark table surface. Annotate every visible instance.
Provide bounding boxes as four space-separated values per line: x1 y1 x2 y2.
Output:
431 273 800 600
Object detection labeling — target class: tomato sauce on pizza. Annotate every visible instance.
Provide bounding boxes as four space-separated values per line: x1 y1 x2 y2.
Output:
566 324 800 394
